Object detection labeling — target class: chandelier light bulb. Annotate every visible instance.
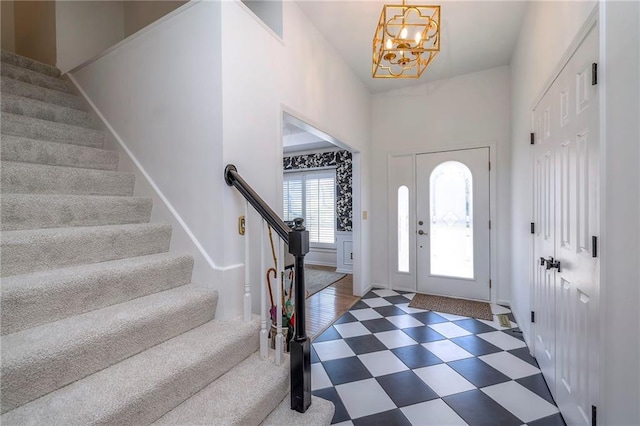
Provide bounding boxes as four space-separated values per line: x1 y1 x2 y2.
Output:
415 31 421 44
400 27 407 39
386 38 393 49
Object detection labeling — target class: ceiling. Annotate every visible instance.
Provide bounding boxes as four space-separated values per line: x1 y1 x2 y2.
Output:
296 0 529 93
283 120 339 153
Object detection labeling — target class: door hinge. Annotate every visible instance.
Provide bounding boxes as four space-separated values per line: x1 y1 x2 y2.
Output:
530 132 535 145
592 405 597 426
488 161 491 171
489 220 492 230
531 311 536 323
592 236 598 258
592 63 598 86
489 279 492 289
530 222 535 234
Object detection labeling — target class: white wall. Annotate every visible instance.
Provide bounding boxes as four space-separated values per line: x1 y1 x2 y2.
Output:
56 1 124 73
509 0 596 342
123 1 188 38
371 66 511 303
220 0 372 309
599 2 640 423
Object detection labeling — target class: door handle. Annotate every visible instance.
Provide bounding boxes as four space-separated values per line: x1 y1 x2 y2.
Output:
418 230 426 235
544 256 561 272
540 257 547 266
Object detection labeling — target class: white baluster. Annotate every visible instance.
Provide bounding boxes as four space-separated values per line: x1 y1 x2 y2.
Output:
275 240 283 365
243 202 251 322
260 220 268 360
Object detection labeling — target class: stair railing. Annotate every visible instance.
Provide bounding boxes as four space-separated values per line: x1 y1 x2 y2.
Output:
224 164 311 413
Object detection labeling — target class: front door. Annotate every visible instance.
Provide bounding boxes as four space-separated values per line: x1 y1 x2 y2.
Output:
416 148 491 300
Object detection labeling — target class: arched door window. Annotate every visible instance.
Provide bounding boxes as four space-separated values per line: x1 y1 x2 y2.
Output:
398 185 410 272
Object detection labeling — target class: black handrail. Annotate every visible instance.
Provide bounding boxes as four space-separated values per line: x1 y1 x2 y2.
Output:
224 164 311 414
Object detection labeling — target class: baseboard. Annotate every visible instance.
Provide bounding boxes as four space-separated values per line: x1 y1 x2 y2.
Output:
306 261 337 268
497 299 511 307
335 267 353 274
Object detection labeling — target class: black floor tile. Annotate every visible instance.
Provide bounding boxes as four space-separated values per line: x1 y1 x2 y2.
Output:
503 328 525 341
314 326 342 343
374 305 407 317
362 291 379 299
350 300 370 310
450 335 503 356
311 346 320 364
509 346 539 367
352 408 412 426
453 318 497 334
392 345 443 368
344 334 388 355
409 311 448 325
443 389 523 426
376 370 439 407
312 387 350 424
401 326 446 343
507 312 517 323
528 412 567 426
516 374 556 405
385 295 412 304
447 358 511 388
322 356 372 385
334 311 358 325
361 318 398 333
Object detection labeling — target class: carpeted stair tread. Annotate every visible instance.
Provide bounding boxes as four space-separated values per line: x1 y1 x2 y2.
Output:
1 284 219 414
261 395 335 426
1 50 61 78
1 161 134 195
1 194 152 230
0 223 172 277
1 77 87 111
0 63 73 94
1 252 194 336
154 352 289 426
0 135 118 170
1 113 104 147
2 93 99 129
0 317 260 426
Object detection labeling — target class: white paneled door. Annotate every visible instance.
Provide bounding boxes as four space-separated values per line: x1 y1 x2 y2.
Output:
532 23 599 426
416 148 491 300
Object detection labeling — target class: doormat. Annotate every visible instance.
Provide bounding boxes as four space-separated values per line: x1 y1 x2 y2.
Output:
408 293 493 321
497 314 511 327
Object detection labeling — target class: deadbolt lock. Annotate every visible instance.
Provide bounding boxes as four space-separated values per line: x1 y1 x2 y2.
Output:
418 220 424 225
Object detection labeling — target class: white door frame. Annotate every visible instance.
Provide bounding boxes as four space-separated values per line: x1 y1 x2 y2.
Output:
387 141 498 305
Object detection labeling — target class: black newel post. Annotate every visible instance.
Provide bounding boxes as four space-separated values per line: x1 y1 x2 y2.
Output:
288 217 311 413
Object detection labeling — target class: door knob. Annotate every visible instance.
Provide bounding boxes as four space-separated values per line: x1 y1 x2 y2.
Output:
418 230 425 235
548 258 561 272
540 257 546 266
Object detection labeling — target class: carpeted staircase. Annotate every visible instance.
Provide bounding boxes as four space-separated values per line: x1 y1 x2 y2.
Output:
0 50 333 425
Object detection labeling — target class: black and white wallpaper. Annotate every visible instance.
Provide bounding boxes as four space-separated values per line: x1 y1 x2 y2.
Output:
283 150 352 232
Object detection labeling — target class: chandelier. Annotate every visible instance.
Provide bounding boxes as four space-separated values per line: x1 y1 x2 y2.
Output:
372 1 440 78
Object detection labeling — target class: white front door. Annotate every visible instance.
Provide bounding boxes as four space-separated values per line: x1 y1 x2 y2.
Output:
532 23 599 425
416 148 491 300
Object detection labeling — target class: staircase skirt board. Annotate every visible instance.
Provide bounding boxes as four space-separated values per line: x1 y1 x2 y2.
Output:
1 50 61 78
1 77 87 111
0 135 119 171
1 161 135 196
0 223 172 277
1 318 261 425
0 63 73 94
2 93 100 129
1 253 194 336
2 113 104 147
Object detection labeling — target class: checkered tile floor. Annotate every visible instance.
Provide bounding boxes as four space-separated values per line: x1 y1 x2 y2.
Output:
310 289 565 426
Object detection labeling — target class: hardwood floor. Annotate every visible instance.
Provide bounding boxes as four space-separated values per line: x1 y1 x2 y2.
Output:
305 266 360 340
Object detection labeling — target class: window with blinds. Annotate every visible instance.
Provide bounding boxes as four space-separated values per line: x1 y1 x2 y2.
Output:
283 170 336 246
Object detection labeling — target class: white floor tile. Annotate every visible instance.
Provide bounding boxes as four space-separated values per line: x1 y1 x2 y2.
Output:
362 297 392 308
403 293 416 300
482 381 559 423
479 317 518 330
397 303 426 314
402 399 469 425
358 350 409 377
413 364 476 397
386 315 424 329
477 331 527 350
313 339 356 361
423 340 473 362
332 422 354 426
374 330 418 349
336 378 396 419
479 352 540 379
311 363 333 390
334 322 371 338
428 322 473 338
435 311 470 321
350 308 383 321
491 304 512 315
373 289 399 297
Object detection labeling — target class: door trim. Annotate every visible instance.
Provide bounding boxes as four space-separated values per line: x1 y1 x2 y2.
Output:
387 140 498 305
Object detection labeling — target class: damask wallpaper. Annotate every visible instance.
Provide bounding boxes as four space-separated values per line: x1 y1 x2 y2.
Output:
283 150 352 232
